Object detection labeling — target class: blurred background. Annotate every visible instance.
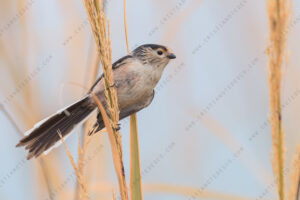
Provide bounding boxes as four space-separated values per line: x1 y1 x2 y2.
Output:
0 0 299 199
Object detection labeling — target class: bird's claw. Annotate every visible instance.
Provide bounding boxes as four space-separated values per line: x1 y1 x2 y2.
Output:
110 83 116 88
113 123 121 131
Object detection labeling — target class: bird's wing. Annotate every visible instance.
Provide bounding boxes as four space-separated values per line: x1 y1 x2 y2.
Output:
89 55 133 92
112 55 133 69
89 90 155 135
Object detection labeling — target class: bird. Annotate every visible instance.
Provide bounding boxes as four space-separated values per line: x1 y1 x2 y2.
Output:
16 44 176 159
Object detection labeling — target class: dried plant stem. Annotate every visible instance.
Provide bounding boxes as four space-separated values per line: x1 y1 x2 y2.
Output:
112 190 117 200
83 1 128 199
58 131 91 200
75 32 102 200
123 0 143 199
83 0 119 127
123 0 130 53
38 158 54 200
266 0 291 199
297 181 300 200
91 93 128 200
129 115 143 200
288 146 300 200
76 127 94 200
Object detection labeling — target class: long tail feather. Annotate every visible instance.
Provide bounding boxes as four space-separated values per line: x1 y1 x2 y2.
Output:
16 95 96 159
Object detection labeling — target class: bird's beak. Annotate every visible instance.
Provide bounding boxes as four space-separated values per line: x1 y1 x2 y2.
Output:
167 53 176 59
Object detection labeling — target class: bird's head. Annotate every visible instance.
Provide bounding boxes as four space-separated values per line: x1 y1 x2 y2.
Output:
132 44 176 67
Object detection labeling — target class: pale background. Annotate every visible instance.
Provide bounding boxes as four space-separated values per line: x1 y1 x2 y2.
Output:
0 0 299 199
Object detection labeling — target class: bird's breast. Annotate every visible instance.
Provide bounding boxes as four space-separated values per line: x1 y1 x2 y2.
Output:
93 60 163 110
115 62 161 109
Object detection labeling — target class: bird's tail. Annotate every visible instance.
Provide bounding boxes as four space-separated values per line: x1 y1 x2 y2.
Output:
16 95 96 159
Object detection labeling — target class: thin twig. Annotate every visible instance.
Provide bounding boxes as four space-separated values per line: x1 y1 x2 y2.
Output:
57 130 91 200
123 0 130 53
122 0 143 199
266 0 291 199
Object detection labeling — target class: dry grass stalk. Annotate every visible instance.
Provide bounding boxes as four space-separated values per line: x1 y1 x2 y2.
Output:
129 115 143 200
75 30 102 200
57 130 91 200
266 0 291 199
91 93 128 200
112 190 116 200
288 146 300 200
76 129 94 199
83 0 128 199
2 3 54 197
122 0 143 199
17 0 37 123
56 75 104 200
83 0 120 132
123 0 130 53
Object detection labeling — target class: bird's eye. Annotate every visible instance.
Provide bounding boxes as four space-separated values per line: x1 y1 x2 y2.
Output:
157 50 163 55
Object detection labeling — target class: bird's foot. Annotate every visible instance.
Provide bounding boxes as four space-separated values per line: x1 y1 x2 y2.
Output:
110 83 116 88
113 123 121 131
